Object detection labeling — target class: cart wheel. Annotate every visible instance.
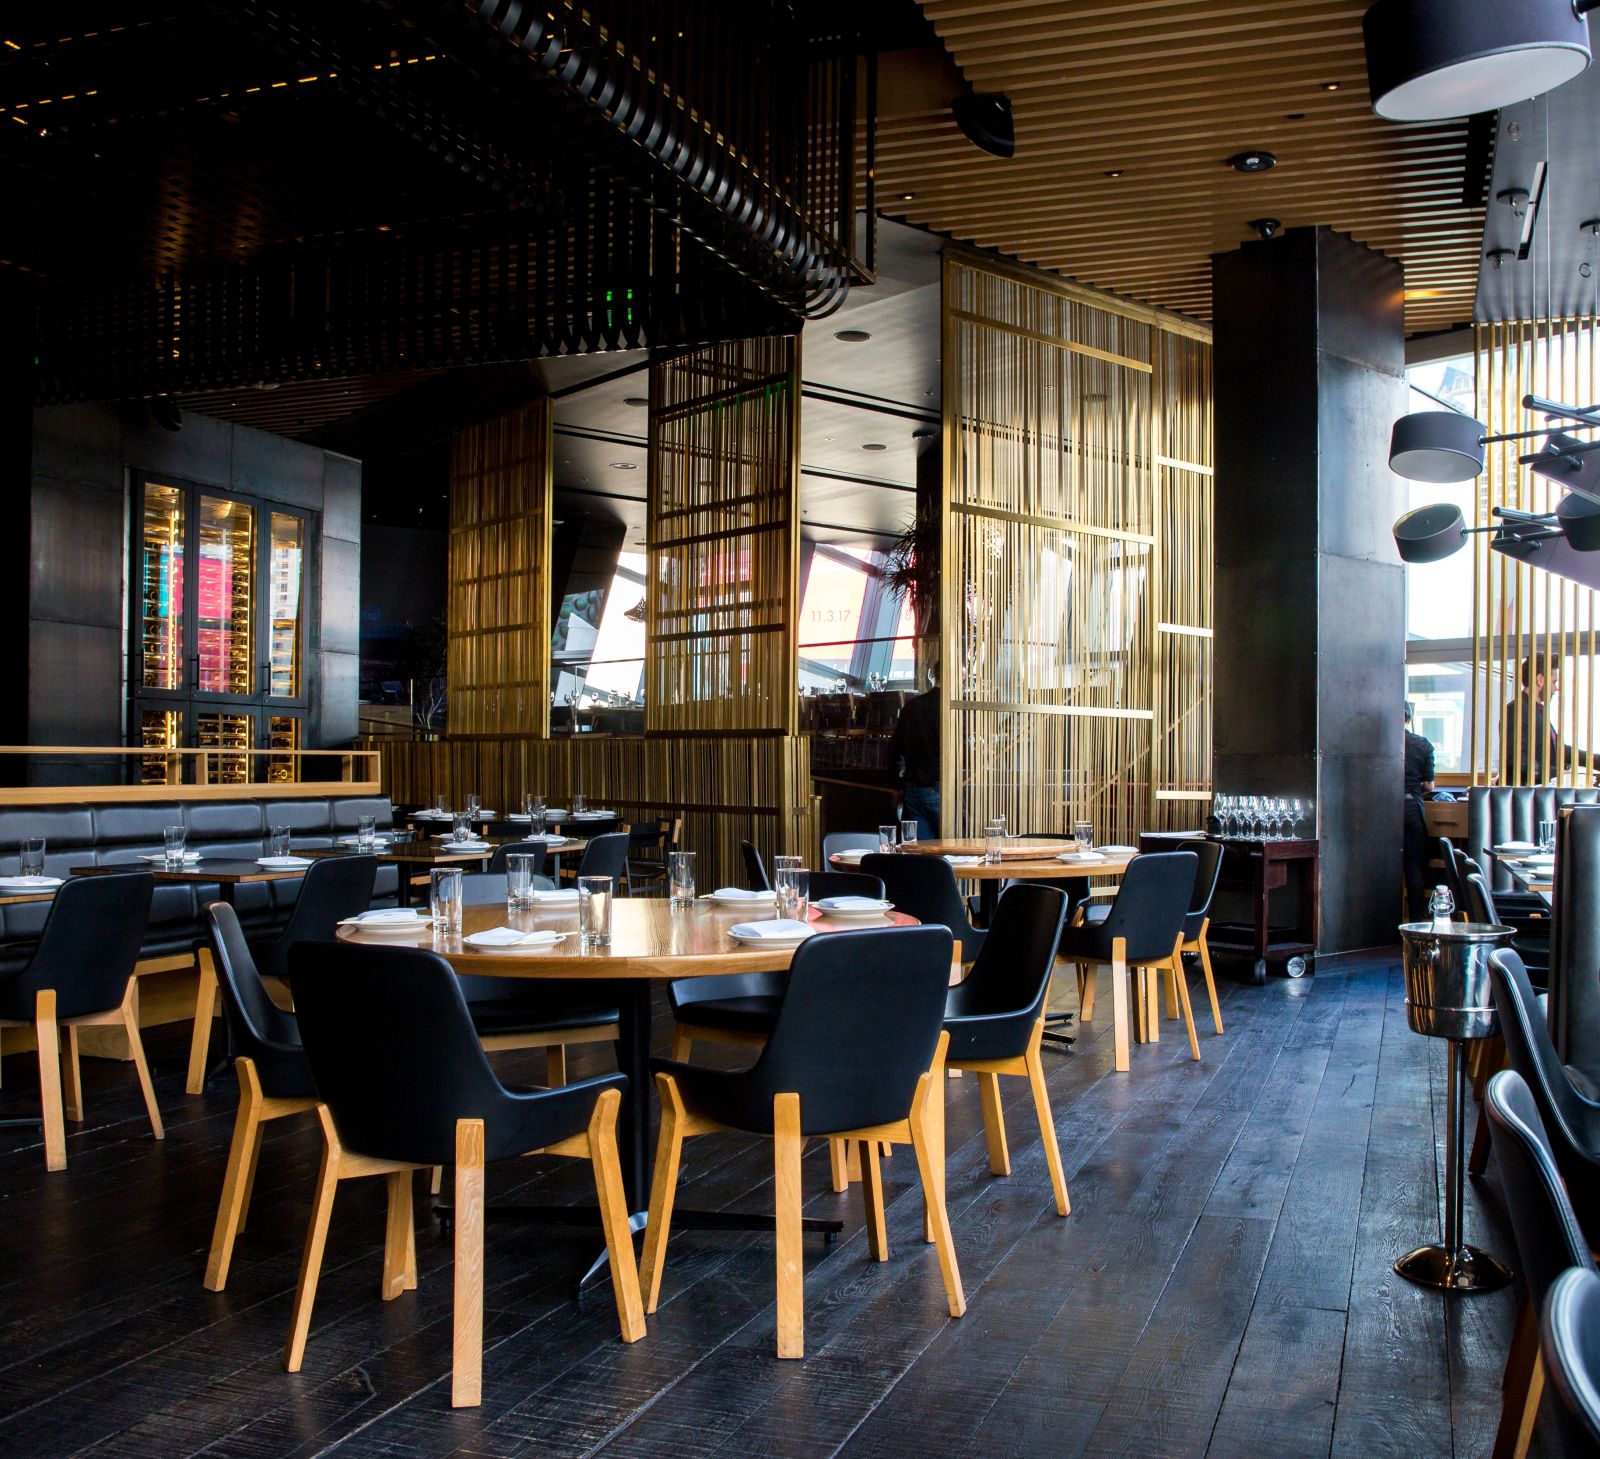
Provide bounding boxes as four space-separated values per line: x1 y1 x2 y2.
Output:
1250 959 1268 986
1285 954 1312 979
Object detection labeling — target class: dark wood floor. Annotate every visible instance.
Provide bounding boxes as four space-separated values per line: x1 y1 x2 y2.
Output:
0 957 1543 1458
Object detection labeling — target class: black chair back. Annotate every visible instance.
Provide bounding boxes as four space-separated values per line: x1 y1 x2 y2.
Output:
716 924 954 1136
822 832 879 861
1178 838 1225 937
204 901 313 1097
1489 949 1600 1242
1552 805 1600 1078
1095 851 1198 963
862 853 986 961
289 940 622 1165
577 832 630 887
945 885 1069 1062
1485 1070 1595 1323
741 840 771 892
488 839 550 876
1463 870 1499 927
1436 836 1468 904
1543 1268 1600 1459
0 871 153 1022
807 871 886 902
255 855 378 982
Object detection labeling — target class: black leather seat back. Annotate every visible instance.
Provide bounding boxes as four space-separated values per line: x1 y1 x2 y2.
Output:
0 871 153 1021
1553 805 1600 1076
1469 785 1600 891
1542 1268 1600 1458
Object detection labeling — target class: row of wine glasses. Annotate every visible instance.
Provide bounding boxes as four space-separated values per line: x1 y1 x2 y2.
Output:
1211 794 1312 840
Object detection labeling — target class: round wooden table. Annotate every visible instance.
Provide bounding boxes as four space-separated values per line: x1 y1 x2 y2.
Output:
337 897 919 1209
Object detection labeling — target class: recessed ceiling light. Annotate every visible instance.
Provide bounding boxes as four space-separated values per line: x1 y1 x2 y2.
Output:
610 462 638 470
1322 80 1342 91
862 442 887 451
1227 149 1277 173
623 396 648 407
834 329 872 343
1105 169 1123 178
901 192 915 202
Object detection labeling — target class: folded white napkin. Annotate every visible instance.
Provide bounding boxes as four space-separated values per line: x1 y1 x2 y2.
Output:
0 875 62 888
543 808 570 819
1057 851 1106 863
532 888 580 903
465 927 566 948
436 840 491 851
711 887 773 901
816 896 890 911
943 854 981 866
257 855 314 867
140 851 201 862
1496 841 1538 853
354 907 426 922
1097 845 1139 855
729 919 812 940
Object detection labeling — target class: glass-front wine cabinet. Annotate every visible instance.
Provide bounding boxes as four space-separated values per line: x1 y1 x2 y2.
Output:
131 477 311 784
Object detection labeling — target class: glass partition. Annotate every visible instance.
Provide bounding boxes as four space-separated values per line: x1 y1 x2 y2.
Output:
196 495 255 696
269 512 305 698
139 483 186 691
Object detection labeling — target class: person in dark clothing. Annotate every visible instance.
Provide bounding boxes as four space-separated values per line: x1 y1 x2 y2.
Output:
891 660 940 839
1403 700 1435 921
1506 654 1577 783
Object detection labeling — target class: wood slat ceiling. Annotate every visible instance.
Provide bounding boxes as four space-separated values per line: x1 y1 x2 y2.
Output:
886 0 1484 334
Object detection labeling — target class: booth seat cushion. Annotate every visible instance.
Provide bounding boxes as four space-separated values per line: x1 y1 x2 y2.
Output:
1469 786 1600 891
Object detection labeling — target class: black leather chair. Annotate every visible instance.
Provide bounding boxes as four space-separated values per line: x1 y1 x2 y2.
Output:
1542 1268 1600 1459
822 832 879 862
641 924 964 1359
1552 805 1600 1085
459 872 555 905
945 885 1072 1217
487 839 550 876
862 852 986 962
806 871 887 903
285 941 644 1407
201 902 319 1291
1485 1069 1598 1459
249 855 378 983
576 832 631 888
0 871 159 1171
1489 949 1600 1247
1053 851 1198 1070
741 839 771 892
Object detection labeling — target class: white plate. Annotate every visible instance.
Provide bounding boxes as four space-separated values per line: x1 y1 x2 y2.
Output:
464 928 568 950
815 907 894 921
815 896 894 915
432 839 492 852
570 811 615 819
728 920 813 945
542 809 570 819
1057 852 1107 864
1096 845 1139 855
531 889 580 904
257 856 314 868
1495 841 1539 854
943 854 982 866
339 914 434 935
0 876 62 892
830 848 870 863
706 889 777 906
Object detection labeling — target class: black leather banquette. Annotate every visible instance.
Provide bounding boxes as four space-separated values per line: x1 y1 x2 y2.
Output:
0 796 398 962
1468 786 1600 892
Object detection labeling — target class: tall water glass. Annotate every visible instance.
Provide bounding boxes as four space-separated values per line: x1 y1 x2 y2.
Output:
430 867 463 932
1539 818 1557 854
668 851 696 907
451 812 471 843
505 853 537 910
878 823 899 854
899 820 919 848
465 792 480 819
573 791 588 815
526 792 546 826
164 826 188 868
775 867 809 922
579 875 613 947
434 794 448 815
19 836 45 877
1072 818 1094 849
984 820 1005 865
268 825 291 858
357 814 378 851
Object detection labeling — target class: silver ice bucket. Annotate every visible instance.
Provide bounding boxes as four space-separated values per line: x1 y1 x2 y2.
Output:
1398 922 1514 1041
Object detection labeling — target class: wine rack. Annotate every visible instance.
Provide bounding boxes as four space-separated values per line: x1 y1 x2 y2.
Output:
139 709 181 785
139 484 184 691
269 513 303 698
196 710 251 785
267 715 301 782
197 496 254 697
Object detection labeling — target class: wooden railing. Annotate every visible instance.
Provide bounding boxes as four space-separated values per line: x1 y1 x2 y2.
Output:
0 747 382 804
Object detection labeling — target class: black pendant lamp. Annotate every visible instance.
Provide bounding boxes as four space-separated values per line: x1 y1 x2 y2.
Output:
1389 410 1487 483
1364 0 1595 121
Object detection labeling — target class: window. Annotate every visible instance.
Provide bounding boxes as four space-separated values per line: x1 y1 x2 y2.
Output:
552 552 648 709
798 544 916 691
1403 352 1477 645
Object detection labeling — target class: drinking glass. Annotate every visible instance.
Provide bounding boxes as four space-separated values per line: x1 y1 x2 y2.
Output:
899 819 919 848
984 820 1005 865
505 853 537 910
434 794 448 815
163 826 188 868
19 836 45 877
268 825 291 859
465 792 480 818
1539 818 1558 854
579 875 613 947
1072 818 1094 849
357 814 377 851
573 792 588 815
430 867 463 932
668 851 696 907
775 867 809 922
451 812 471 844
525 792 546 826
878 823 900 854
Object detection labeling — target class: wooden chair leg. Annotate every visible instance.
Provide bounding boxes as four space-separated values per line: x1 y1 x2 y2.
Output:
1165 958 1180 1018
205 1058 265 1291
860 1140 888 1262
237 1117 267 1234
1170 944 1200 1062
977 1071 1010 1176
186 948 219 1096
430 1165 444 1196
382 1170 417 1300
586 1087 645 1343
670 1029 692 1062
1196 923 1224 1034
909 1071 965 1318
545 1044 567 1088
1493 1297 1544 1459
845 1142 863 1182
35 989 66 1171
1078 963 1096 1020
640 1074 687 1314
121 986 164 1140
1024 1019 1070 1216
922 1050 946 1244
452 1118 485 1408
829 1137 850 1193
1110 943 1131 1072
285 1111 342 1373
1144 963 1161 1043
61 1025 84 1123
773 1092 805 1359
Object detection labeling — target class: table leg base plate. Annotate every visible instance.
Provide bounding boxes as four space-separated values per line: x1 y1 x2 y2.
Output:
1394 1243 1513 1293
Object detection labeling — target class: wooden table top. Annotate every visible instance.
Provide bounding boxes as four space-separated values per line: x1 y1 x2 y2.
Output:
306 835 590 866
833 842 1138 881
1501 858 1554 898
335 897 920 980
0 887 59 905
68 858 311 885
